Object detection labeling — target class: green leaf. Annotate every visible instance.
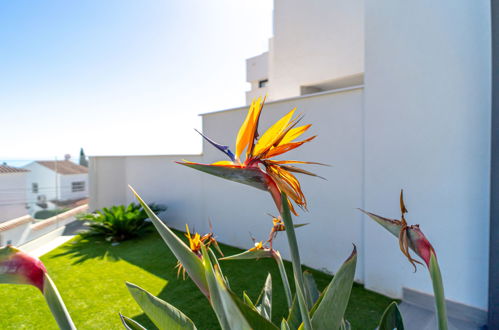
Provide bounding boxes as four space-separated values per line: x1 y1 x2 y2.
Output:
228 290 279 330
201 245 250 330
429 252 448 330
202 246 278 330
243 291 257 310
255 274 272 321
294 278 312 330
130 186 208 297
126 282 197 330
281 319 291 330
340 319 351 330
43 273 76 330
378 302 404 330
303 271 319 307
286 296 302 330
178 162 268 191
310 246 357 330
120 314 147 330
220 249 273 261
272 251 293 309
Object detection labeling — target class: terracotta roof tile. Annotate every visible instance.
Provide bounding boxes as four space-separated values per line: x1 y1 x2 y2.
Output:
37 160 88 175
0 165 29 174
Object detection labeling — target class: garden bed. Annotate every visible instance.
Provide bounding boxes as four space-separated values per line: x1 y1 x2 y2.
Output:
0 231 393 329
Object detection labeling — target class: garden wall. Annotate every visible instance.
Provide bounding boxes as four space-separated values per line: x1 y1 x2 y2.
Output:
89 87 365 284
89 79 490 316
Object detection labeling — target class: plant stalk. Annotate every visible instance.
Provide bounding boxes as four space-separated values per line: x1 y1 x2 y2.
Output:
429 252 448 330
279 193 312 330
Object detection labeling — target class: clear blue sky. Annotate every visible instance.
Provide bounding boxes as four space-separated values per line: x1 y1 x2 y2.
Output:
0 0 272 164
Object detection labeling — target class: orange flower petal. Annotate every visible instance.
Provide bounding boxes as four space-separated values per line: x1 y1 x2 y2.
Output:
265 136 317 158
253 108 296 156
278 124 311 146
236 97 263 161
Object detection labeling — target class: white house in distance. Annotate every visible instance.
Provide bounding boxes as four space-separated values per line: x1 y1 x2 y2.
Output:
0 165 29 223
90 1 493 328
24 160 88 214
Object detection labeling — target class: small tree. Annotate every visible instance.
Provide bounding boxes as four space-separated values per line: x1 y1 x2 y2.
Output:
79 148 88 167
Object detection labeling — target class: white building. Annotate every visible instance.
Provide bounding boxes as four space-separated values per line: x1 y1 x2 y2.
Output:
90 1 493 328
0 165 29 223
24 160 89 214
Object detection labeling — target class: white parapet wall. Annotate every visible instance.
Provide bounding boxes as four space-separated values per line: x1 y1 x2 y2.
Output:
90 87 366 281
89 76 490 317
0 205 88 246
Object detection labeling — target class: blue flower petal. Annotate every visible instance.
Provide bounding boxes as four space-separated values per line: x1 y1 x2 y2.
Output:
194 129 235 162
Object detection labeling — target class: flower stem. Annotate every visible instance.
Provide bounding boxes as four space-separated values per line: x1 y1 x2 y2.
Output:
429 252 448 330
279 192 312 330
272 250 293 309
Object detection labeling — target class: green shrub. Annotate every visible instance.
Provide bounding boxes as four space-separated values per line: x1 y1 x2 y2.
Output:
77 203 166 242
34 208 69 220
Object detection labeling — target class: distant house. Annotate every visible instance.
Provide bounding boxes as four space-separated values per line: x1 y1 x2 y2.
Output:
23 160 88 214
0 165 29 223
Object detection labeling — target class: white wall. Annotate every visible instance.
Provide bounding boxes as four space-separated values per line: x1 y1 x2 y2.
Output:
363 0 491 310
89 0 492 312
246 52 269 104
268 0 364 100
0 173 28 223
59 173 89 201
90 88 366 281
24 162 59 212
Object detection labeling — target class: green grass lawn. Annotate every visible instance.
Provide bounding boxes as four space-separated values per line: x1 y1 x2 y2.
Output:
0 230 393 329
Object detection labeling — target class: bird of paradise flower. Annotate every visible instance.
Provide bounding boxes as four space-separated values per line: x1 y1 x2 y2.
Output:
177 97 325 215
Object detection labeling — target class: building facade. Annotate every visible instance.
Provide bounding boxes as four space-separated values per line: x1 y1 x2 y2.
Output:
0 166 29 223
24 161 88 215
90 0 492 327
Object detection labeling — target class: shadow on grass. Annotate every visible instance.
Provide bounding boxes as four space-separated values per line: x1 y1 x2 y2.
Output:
49 229 394 329
50 229 158 265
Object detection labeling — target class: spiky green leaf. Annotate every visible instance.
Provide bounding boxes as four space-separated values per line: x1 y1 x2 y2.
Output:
130 186 208 296
255 274 272 321
378 302 404 330
43 274 76 330
120 314 147 330
126 282 197 330
310 246 357 330
303 271 319 307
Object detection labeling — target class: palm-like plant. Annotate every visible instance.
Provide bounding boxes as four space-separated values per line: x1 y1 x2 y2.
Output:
78 203 166 242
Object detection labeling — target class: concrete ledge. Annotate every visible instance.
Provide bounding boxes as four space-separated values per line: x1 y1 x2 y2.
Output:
0 215 33 232
402 288 487 328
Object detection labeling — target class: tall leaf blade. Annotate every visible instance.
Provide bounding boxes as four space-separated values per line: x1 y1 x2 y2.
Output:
378 302 404 330
130 186 208 296
310 246 357 330
202 246 277 330
286 296 302 330
281 319 291 330
120 314 147 330
43 274 76 330
255 274 273 321
303 271 320 307
201 245 250 330
126 282 197 330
